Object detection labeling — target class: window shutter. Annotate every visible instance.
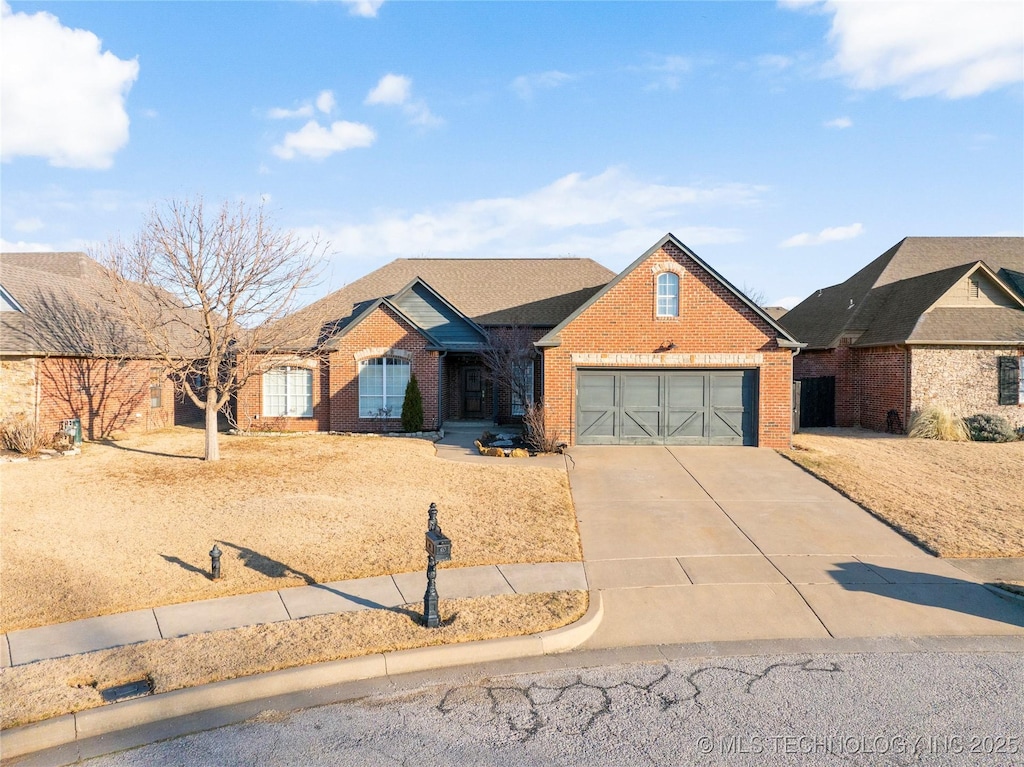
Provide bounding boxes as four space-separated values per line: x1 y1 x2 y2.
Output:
997 356 1020 405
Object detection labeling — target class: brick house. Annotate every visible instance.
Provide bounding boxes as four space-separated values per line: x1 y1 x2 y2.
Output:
239 234 802 448
781 237 1024 432
0 253 203 440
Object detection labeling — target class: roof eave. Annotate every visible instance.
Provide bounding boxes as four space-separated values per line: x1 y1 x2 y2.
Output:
905 339 1024 346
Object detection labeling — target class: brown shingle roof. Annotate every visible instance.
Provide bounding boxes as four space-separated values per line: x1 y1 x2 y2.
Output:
280 257 616 348
0 252 200 357
782 237 1024 348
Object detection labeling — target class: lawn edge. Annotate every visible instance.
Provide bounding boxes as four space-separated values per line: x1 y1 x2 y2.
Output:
0 593 603 760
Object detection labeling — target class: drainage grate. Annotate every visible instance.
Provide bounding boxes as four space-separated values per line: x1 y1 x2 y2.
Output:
100 679 153 703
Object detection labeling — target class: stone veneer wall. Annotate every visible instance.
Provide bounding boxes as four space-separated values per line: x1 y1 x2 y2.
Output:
910 345 1024 429
0 358 38 420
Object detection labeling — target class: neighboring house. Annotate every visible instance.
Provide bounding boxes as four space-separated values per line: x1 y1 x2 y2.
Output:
0 252 203 440
781 237 1024 432
238 234 802 448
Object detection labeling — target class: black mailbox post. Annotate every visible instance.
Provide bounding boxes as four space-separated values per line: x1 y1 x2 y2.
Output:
423 503 451 628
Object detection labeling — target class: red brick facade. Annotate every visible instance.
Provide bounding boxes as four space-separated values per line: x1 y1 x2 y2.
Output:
794 346 909 431
236 241 797 446
796 343 1024 432
0 356 183 440
236 304 441 433
540 242 795 448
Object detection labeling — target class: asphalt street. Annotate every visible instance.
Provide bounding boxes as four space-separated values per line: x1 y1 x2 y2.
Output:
73 652 1022 767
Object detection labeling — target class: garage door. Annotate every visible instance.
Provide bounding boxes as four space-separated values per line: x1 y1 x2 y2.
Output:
576 369 757 445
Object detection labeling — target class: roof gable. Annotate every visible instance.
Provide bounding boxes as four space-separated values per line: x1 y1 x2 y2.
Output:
322 296 446 351
276 257 614 349
782 237 1024 348
390 278 488 349
537 233 802 348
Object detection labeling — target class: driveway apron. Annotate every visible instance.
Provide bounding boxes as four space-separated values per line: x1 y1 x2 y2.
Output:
566 446 1024 649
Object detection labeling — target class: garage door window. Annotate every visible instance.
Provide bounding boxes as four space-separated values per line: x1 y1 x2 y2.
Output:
656 272 679 317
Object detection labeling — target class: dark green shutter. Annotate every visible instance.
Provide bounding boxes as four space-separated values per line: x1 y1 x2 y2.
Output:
998 356 1020 405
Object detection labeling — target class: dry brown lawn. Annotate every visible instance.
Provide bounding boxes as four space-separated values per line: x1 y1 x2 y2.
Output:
786 429 1024 559
0 428 580 632
0 591 587 729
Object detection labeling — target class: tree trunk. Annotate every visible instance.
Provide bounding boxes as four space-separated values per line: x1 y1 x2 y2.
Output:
204 390 220 461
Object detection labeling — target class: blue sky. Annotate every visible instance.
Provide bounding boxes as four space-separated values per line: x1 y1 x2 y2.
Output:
2 1 1022 308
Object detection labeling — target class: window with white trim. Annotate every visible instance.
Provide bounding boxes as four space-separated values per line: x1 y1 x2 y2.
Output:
263 366 313 417
359 357 410 418
656 272 679 317
511 359 535 417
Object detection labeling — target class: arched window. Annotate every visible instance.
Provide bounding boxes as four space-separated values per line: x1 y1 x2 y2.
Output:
359 357 410 418
656 272 679 317
263 366 313 417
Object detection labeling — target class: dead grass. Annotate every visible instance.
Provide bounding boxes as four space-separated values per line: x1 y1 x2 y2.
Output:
0 428 580 632
786 428 1024 559
0 590 587 730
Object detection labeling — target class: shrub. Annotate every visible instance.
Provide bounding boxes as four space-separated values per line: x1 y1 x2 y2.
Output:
401 373 424 433
908 405 968 441
964 413 1018 443
523 401 563 453
0 414 48 454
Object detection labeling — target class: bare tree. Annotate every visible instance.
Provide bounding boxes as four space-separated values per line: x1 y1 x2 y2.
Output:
740 282 768 307
99 197 326 460
479 324 536 420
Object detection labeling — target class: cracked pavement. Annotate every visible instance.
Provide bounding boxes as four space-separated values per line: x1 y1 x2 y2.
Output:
77 652 1022 767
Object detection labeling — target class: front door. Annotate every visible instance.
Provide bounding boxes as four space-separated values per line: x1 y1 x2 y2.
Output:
463 367 484 417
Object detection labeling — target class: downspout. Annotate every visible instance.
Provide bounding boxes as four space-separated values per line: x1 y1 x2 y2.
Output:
437 350 447 432
903 346 910 433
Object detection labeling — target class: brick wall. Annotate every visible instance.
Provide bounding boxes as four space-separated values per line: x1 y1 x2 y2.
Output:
234 356 329 433
910 345 1024 429
34 357 176 439
541 242 794 448
853 345 908 432
329 305 439 432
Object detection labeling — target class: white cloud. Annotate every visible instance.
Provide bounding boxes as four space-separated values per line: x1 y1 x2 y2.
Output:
14 217 45 233
824 116 852 129
342 0 384 18
301 168 761 274
366 74 411 105
771 295 805 310
640 55 693 91
365 74 442 127
268 104 315 120
795 1 1023 98
1 237 54 252
757 54 794 72
272 120 376 160
1 3 138 168
316 90 337 114
780 222 864 247
511 70 575 99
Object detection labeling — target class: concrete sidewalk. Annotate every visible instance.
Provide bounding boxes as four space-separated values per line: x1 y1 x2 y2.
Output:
568 446 1024 649
0 562 588 668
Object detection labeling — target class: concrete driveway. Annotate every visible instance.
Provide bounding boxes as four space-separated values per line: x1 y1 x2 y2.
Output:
566 446 1024 648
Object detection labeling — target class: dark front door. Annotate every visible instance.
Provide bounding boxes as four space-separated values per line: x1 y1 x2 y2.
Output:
463 367 484 417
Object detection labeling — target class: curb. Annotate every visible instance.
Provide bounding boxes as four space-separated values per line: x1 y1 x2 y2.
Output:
983 583 1024 607
0 592 603 761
